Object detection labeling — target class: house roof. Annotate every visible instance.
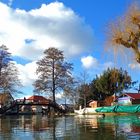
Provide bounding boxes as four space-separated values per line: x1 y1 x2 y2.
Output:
27 95 50 102
125 93 140 99
0 92 14 104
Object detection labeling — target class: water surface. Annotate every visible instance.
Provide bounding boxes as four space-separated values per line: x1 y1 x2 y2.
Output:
0 114 140 140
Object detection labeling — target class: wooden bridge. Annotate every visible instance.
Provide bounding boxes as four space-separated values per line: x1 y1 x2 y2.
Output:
0 99 67 115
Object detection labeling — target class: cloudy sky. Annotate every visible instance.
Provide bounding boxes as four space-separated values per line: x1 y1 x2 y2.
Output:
0 0 140 99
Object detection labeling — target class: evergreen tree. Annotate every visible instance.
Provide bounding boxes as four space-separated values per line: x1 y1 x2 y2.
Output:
91 68 136 100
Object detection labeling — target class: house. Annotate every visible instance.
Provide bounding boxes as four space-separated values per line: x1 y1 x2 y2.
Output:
89 95 115 108
0 92 14 107
89 101 98 108
23 95 50 113
27 95 50 104
117 93 140 105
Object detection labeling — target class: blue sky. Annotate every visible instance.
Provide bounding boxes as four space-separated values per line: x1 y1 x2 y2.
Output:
0 0 140 99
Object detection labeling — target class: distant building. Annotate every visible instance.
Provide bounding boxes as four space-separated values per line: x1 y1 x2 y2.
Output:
89 101 98 108
0 92 14 107
117 93 140 105
89 95 115 108
25 95 50 113
27 95 50 104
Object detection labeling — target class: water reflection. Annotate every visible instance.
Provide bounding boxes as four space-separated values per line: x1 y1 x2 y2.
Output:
74 115 140 140
0 115 140 139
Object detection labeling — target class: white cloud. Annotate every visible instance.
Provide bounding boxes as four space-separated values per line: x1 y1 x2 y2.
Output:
80 55 114 80
81 55 114 70
15 61 38 86
0 1 94 92
81 55 98 69
0 1 94 60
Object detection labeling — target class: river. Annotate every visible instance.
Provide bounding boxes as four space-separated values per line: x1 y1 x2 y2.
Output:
0 114 140 140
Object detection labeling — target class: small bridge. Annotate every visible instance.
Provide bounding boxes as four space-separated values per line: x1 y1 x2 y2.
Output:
0 99 67 115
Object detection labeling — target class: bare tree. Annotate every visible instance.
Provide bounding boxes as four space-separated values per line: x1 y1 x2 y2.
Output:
0 45 22 94
107 2 140 63
62 77 77 105
0 45 11 76
77 71 90 108
34 47 73 103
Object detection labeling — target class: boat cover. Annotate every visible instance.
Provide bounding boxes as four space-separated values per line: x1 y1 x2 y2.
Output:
95 105 140 113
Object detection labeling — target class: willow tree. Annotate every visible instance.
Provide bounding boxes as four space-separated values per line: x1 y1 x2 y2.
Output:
34 47 73 103
0 45 21 94
108 2 140 63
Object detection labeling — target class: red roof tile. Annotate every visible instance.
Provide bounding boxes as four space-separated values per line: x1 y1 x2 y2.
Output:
125 93 140 99
27 95 49 102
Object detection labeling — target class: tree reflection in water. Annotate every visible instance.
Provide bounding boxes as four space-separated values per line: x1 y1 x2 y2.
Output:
0 115 140 139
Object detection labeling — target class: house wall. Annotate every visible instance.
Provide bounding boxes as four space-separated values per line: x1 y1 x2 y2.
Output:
89 101 97 108
21 106 32 112
117 97 132 106
32 106 42 113
0 93 14 107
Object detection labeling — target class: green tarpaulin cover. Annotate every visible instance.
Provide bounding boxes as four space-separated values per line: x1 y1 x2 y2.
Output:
95 105 140 113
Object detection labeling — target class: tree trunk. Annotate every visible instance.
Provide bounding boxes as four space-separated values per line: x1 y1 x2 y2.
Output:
52 59 55 103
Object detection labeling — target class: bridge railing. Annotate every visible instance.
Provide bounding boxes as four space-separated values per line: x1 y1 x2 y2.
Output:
16 99 50 105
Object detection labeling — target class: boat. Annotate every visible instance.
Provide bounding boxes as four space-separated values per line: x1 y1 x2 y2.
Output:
74 107 97 115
